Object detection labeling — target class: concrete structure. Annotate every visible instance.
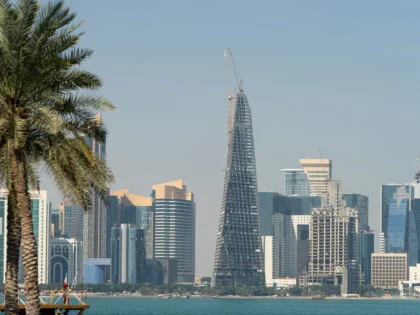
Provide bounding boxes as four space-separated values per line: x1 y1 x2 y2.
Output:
269 277 297 288
343 194 369 231
282 169 311 196
111 224 146 284
299 159 332 196
359 231 374 284
83 113 108 263
371 253 407 288
109 190 153 259
409 263 420 282
262 236 273 286
153 180 195 283
308 181 359 291
49 238 82 285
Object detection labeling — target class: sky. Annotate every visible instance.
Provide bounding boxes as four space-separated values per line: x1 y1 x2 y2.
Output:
41 0 420 276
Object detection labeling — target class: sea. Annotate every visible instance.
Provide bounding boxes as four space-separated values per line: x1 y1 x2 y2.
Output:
85 297 420 314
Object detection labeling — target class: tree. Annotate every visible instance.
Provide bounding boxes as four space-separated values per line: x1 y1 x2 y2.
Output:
0 1 113 314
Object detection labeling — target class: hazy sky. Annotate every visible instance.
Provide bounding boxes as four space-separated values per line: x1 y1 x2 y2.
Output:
41 0 420 276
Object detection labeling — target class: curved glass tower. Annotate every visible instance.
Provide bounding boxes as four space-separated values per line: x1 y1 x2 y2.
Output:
212 86 264 287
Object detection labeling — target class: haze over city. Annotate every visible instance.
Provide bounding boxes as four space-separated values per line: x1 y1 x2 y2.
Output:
41 0 420 277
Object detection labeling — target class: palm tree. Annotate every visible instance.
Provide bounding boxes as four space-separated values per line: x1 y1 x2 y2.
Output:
0 1 114 314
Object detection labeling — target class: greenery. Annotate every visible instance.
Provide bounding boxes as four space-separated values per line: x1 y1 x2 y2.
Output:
37 283 402 298
0 1 113 314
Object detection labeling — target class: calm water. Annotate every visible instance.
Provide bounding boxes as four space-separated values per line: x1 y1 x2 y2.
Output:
85 297 420 315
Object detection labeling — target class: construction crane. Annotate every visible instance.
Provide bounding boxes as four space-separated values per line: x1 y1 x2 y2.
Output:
224 47 241 139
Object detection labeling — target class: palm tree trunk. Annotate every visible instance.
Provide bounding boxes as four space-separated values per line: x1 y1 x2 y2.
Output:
16 158 40 315
5 177 21 315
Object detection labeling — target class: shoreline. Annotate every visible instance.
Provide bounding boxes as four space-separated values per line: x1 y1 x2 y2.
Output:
83 294 420 301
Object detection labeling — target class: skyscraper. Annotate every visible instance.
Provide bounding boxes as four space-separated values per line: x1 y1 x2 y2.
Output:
299 159 332 196
212 83 264 287
343 194 369 231
83 113 107 263
387 186 410 253
109 189 154 259
380 184 411 252
308 181 359 290
152 180 195 283
359 231 374 284
59 200 83 241
111 224 146 284
282 169 311 196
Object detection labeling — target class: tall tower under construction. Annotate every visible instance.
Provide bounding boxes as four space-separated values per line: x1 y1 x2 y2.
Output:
212 49 264 287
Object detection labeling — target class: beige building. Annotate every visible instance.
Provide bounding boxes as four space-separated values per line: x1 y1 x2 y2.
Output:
152 180 195 283
299 159 332 196
371 253 407 288
308 181 359 287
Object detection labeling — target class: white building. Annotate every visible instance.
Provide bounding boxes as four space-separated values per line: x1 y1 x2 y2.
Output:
299 159 332 196
0 189 49 284
262 236 273 286
50 238 82 285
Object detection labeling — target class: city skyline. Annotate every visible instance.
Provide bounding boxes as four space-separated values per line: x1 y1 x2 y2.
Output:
39 0 420 277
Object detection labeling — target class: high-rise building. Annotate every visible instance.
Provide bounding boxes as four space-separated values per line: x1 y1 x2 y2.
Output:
343 194 369 231
109 190 154 259
0 189 7 284
299 159 332 196
212 84 264 287
262 236 273 286
83 113 107 263
371 253 407 288
259 192 320 279
50 208 60 238
411 181 420 263
359 231 374 284
282 169 311 196
49 238 82 285
59 200 83 241
111 224 146 284
387 186 410 253
15 190 50 284
308 181 359 290
380 184 411 252
152 180 195 283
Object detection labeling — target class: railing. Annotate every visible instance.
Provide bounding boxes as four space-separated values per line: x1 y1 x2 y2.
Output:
6 289 89 306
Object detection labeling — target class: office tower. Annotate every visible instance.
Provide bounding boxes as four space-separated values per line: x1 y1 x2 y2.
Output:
212 83 264 288
359 231 374 284
49 238 82 285
145 259 164 285
50 208 60 238
158 258 178 284
109 189 154 259
387 186 410 253
411 181 420 263
308 181 359 289
16 190 50 284
282 169 311 196
264 193 319 278
299 159 332 196
83 258 111 284
344 194 369 231
152 180 195 283
258 192 288 236
371 253 407 288
0 189 7 284
83 113 107 262
380 184 411 252
262 236 273 286
59 200 83 240
111 224 145 284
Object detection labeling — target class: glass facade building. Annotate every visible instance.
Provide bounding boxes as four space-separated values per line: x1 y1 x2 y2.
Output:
344 193 369 231
213 88 264 287
359 232 374 284
387 186 410 253
282 169 311 196
152 180 195 283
